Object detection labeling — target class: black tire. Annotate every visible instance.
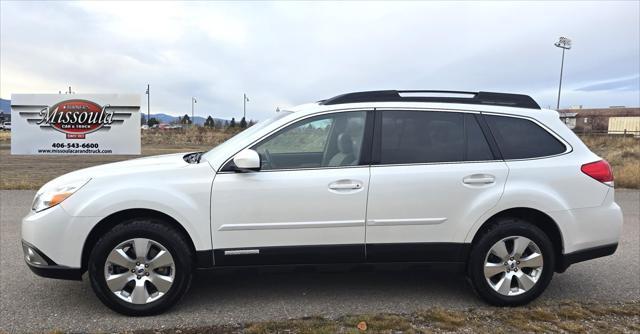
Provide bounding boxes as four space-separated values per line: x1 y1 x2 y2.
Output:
468 217 555 306
88 219 193 316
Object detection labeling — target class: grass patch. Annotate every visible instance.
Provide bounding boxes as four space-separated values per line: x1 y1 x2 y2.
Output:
142 127 239 146
246 316 338 334
78 301 640 334
416 307 465 331
341 313 415 333
580 135 640 188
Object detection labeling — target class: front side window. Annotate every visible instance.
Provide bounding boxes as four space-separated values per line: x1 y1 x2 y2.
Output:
379 110 493 164
254 111 366 170
485 115 567 159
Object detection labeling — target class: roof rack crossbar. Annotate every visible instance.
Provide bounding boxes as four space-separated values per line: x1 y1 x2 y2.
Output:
319 90 541 109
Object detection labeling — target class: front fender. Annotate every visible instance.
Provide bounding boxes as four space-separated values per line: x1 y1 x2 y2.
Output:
60 164 215 251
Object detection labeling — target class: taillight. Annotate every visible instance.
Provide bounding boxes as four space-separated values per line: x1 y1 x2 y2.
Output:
581 160 614 186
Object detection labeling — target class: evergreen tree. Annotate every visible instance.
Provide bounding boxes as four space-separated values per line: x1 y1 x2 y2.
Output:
240 117 247 128
204 116 215 128
148 117 159 127
230 117 236 128
181 114 191 125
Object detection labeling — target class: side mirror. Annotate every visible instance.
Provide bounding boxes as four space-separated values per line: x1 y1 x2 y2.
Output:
233 149 261 172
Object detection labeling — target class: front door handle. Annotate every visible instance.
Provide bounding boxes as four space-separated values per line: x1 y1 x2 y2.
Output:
328 180 362 190
463 174 495 185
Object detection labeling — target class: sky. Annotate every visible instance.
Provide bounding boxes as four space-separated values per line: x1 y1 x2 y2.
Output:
1 1 639 121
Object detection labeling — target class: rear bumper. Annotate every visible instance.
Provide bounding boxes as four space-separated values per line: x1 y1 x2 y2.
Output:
22 241 83 281
556 243 618 273
549 193 623 255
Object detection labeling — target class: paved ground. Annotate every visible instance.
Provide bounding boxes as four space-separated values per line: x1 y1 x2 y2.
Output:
1 190 638 333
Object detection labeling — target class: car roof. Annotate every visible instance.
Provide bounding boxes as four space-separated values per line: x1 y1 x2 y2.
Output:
285 101 556 118
284 90 550 117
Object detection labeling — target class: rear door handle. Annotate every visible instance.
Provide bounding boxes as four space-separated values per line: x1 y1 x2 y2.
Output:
463 174 495 185
328 180 362 190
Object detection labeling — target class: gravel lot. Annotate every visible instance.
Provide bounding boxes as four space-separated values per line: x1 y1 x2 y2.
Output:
1 189 638 333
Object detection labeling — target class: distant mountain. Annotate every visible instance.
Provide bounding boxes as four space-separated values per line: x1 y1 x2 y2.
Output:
143 113 229 126
0 101 233 126
0 99 10 122
0 99 10 113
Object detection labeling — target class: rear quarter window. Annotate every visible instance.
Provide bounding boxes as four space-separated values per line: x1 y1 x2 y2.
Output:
485 115 566 159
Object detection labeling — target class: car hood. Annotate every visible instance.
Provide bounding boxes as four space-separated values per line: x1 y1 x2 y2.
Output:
40 153 198 190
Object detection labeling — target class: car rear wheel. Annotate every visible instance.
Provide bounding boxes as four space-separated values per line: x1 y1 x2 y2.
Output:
88 219 193 316
468 218 555 306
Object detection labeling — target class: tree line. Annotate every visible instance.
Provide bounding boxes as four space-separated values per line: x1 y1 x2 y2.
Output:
141 114 255 129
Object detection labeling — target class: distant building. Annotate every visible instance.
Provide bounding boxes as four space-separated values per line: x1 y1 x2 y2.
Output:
558 111 578 129
558 107 640 135
609 117 640 137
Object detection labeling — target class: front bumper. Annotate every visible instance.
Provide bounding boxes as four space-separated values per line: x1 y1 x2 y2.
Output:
22 241 83 280
22 203 100 268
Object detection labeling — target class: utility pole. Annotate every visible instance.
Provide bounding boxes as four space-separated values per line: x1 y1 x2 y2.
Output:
554 37 572 110
191 97 197 127
243 93 249 119
145 84 150 126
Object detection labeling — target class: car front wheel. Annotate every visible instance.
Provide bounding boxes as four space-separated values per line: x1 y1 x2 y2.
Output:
88 219 193 316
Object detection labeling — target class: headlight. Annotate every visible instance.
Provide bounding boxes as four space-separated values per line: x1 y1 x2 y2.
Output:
32 178 90 212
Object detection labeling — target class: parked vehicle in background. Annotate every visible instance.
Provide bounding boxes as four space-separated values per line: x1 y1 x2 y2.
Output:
21 90 622 315
2 122 11 131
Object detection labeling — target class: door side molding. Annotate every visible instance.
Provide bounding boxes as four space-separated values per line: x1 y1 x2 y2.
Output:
212 242 470 266
214 244 364 266
367 218 447 226
218 220 364 231
367 242 470 263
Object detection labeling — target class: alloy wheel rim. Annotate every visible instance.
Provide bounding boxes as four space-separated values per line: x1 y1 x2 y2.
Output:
484 236 543 296
104 238 175 304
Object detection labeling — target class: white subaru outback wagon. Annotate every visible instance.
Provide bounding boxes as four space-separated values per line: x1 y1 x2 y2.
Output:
22 90 622 315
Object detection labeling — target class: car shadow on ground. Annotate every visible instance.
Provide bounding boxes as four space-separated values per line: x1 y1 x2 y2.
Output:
179 265 482 314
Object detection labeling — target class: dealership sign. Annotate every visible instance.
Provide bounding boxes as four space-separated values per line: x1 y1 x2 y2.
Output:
11 94 140 155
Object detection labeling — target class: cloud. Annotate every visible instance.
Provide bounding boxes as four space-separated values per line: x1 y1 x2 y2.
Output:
576 76 640 92
1 1 639 120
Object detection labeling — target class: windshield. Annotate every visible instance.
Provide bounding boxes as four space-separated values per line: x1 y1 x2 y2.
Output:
203 111 291 159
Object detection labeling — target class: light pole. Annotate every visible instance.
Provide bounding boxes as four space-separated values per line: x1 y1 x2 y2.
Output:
191 97 197 127
145 84 150 126
243 93 249 119
554 36 572 110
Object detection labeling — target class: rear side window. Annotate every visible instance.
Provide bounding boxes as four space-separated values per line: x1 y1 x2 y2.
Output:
378 110 493 164
485 115 566 159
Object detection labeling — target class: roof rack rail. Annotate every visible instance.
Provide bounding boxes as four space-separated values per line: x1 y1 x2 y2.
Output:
319 90 541 109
